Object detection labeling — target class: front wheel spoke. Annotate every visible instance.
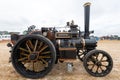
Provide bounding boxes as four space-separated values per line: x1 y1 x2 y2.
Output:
99 66 103 72
19 47 29 53
101 60 107 62
18 57 28 61
101 64 107 67
95 53 99 60
87 63 94 66
39 45 48 53
91 64 95 70
100 55 104 62
96 66 99 73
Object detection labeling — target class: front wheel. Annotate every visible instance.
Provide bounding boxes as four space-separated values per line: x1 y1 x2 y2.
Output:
83 49 113 77
11 34 56 79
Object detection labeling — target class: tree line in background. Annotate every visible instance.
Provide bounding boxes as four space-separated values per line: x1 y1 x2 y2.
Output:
0 31 120 40
99 35 120 40
0 31 9 35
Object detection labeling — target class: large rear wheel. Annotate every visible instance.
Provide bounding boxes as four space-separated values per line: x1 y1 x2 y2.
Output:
11 34 56 79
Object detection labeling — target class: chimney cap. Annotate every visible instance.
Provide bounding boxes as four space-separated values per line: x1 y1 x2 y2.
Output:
84 2 91 7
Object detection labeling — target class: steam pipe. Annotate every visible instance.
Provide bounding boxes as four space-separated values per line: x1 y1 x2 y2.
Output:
84 2 91 39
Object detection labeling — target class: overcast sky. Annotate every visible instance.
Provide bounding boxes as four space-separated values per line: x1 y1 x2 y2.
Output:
0 0 120 36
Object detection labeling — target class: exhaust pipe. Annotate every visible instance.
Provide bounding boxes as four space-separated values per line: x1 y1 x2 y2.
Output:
84 2 91 39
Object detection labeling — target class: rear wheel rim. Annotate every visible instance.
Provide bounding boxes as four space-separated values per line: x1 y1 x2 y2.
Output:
12 35 56 78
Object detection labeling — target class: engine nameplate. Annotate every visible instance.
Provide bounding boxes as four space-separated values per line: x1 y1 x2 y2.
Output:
55 32 71 39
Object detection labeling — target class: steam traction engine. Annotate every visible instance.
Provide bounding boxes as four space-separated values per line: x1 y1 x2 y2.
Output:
7 2 113 79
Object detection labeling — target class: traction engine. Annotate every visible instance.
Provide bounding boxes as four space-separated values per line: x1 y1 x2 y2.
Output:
7 2 113 79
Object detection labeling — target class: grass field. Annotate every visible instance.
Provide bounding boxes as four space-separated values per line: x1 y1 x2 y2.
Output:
0 40 120 80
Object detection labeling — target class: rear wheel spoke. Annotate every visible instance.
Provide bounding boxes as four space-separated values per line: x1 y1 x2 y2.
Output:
39 45 48 53
20 51 29 57
27 40 34 50
37 42 43 50
40 58 48 65
32 62 35 71
41 51 51 54
22 60 30 64
18 57 28 61
26 43 32 54
34 40 38 52
39 56 51 58
19 47 29 53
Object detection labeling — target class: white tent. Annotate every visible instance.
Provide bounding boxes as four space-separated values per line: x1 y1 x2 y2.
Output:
0 34 10 41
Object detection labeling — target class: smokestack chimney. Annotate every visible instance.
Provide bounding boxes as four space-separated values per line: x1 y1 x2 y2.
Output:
84 2 91 39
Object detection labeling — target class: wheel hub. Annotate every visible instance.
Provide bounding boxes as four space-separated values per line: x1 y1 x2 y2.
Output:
96 61 101 66
29 52 38 61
